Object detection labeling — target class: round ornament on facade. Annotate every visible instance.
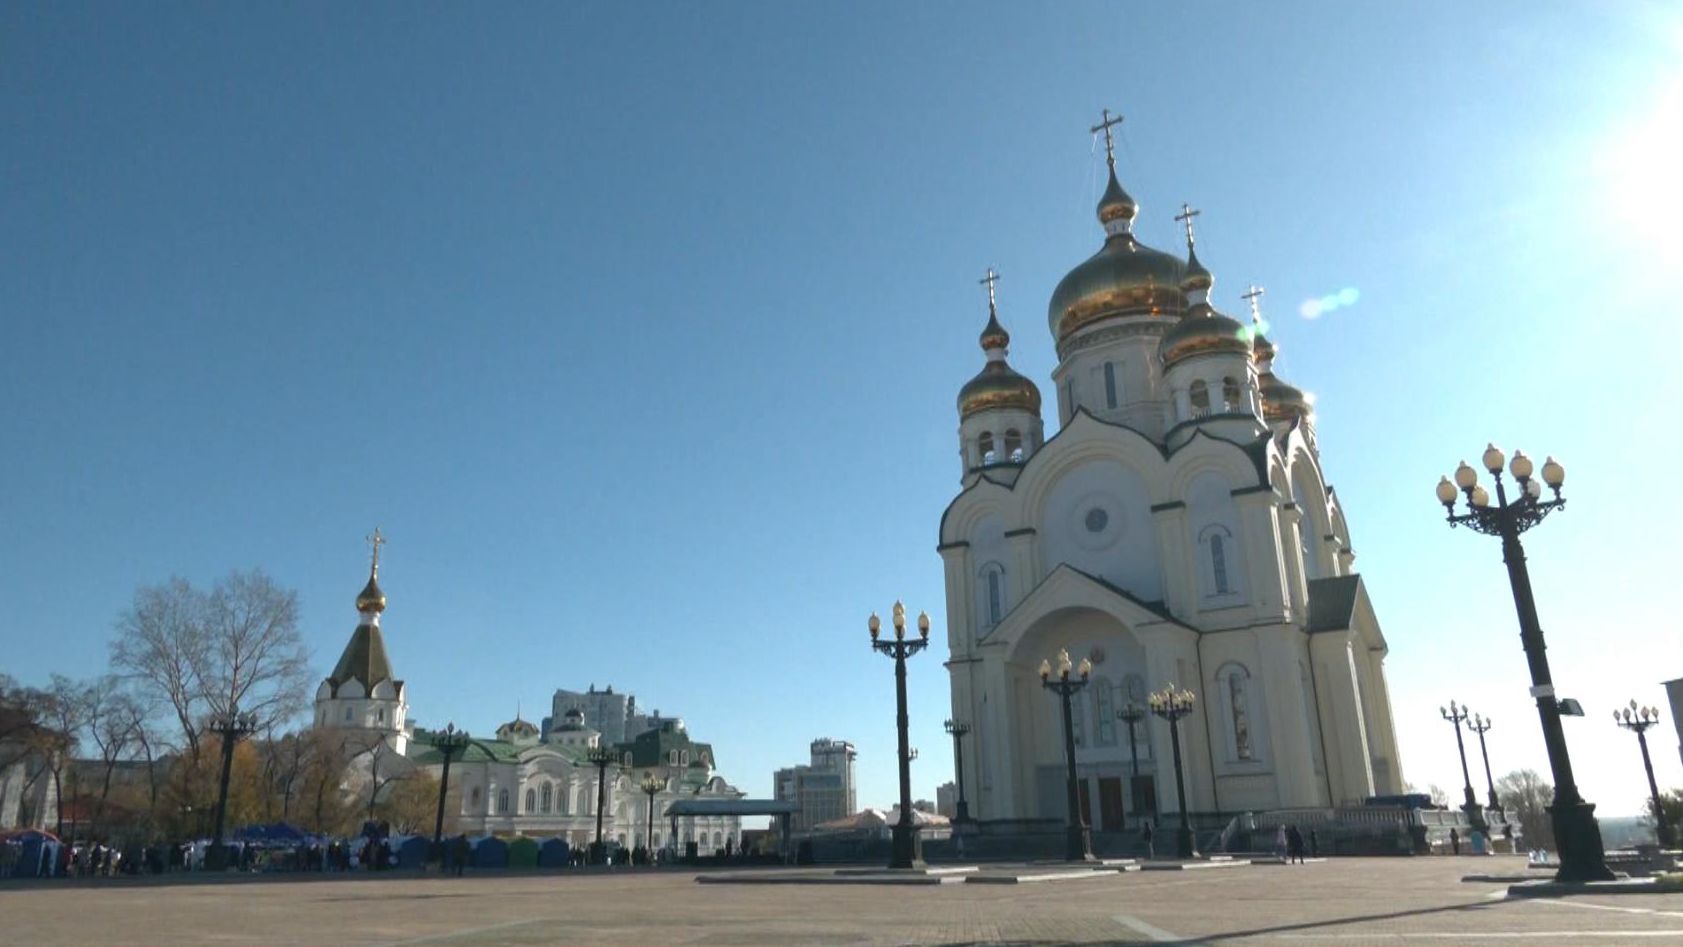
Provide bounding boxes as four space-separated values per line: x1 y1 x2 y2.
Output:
1084 508 1109 533
1071 493 1124 551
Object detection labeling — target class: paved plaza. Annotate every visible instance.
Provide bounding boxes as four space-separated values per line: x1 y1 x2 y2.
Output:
3 856 1682 945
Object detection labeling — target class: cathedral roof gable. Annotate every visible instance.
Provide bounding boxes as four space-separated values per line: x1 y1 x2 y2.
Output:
978 562 1196 657
1306 573 1386 652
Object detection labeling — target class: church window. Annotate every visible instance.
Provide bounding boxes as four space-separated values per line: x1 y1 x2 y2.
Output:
1211 533 1231 593
978 432 996 467
1222 376 1242 412
525 788 536 813
1217 664 1258 762
681 750 691 766
1104 362 1118 408
982 564 1005 626
1189 380 1210 417
497 789 509 814
1003 429 1023 462
471 787 481 809
541 783 553 813
377 708 384 723
1095 680 1116 746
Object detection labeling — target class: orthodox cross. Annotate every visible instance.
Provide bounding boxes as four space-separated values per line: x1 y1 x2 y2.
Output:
1175 203 1201 249
980 267 1000 315
1241 285 1266 324
1090 108 1124 168
366 527 386 575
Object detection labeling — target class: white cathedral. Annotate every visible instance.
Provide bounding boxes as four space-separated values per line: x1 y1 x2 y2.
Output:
938 119 1404 832
312 545 745 851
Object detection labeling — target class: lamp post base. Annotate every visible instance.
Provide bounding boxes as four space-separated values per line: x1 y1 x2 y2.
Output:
1065 824 1097 863
1176 824 1198 860
954 801 971 823
888 823 925 870
1550 800 1615 882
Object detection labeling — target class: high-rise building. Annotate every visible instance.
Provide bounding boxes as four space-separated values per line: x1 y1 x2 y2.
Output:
774 738 857 834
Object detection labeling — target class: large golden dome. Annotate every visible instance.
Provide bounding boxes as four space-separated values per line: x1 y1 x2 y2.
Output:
1047 167 1185 346
1160 304 1252 368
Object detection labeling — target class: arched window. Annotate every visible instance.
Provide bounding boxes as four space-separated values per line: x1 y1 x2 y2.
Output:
669 749 679 766
1189 380 1210 417
622 752 633 767
713 831 723 848
1003 429 1023 462
980 563 1005 626
652 832 661 848
497 789 509 814
1094 679 1116 746
1217 664 1258 762
541 782 553 813
978 432 996 466
471 787 482 809
681 750 691 766
377 708 385 723
1222 376 1242 412
344 706 353 722
1211 533 1230 594
525 788 536 813
1103 362 1119 408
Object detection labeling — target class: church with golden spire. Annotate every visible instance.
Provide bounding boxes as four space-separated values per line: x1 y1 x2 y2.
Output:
938 110 1403 832
314 528 411 755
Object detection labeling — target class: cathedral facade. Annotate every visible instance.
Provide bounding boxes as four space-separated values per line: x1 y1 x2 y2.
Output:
939 120 1403 832
313 548 744 851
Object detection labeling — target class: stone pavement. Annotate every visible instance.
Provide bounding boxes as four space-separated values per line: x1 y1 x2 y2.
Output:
3 855 1683 945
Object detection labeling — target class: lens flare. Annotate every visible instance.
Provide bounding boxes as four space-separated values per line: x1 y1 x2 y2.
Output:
1300 287 1360 319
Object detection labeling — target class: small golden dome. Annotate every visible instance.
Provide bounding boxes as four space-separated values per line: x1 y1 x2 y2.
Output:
958 361 1041 420
1252 331 1276 363
979 308 1010 352
1258 367 1311 422
1181 246 1213 293
356 573 387 614
1096 167 1138 226
1159 304 1252 369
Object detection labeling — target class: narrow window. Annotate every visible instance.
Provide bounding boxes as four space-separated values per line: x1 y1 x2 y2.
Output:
498 789 509 814
1228 671 1254 760
1104 362 1118 408
1095 682 1115 745
471 787 481 809
978 432 995 466
986 569 1003 625
1065 379 1076 419
1190 380 1210 417
525 788 536 813
1003 429 1022 462
541 782 553 813
344 707 352 722
1212 533 1230 593
377 708 384 723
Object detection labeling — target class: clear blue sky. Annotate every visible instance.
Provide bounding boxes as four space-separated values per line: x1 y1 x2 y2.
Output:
4 2 1681 818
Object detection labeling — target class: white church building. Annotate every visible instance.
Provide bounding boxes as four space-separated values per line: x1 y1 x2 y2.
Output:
313 542 744 851
938 119 1404 833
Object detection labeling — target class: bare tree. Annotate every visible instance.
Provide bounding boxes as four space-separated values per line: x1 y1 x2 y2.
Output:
81 680 148 838
29 676 92 838
195 570 312 729
111 578 208 763
1497 768 1555 852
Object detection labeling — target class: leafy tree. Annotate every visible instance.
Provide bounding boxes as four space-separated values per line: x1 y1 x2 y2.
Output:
1644 788 1683 844
1497 768 1555 852
376 770 442 836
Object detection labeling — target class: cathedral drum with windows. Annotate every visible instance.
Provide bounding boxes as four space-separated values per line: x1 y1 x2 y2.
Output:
938 117 1403 831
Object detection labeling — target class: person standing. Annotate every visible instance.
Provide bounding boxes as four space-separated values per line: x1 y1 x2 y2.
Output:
1141 820 1155 859
1449 828 1461 855
1274 824 1288 860
1286 825 1305 865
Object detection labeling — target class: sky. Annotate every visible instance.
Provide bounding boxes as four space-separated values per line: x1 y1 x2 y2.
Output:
4 2 1683 822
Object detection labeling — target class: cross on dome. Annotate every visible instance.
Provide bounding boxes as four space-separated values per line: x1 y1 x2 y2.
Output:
1241 285 1266 325
366 526 385 576
1091 108 1124 169
980 267 1000 316
1175 203 1201 250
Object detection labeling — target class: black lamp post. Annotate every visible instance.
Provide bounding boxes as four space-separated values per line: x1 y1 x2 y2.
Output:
869 601 930 870
1148 683 1198 859
640 772 664 864
1440 700 1486 831
1436 445 1612 881
1118 700 1146 823
943 719 973 823
1468 714 1500 812
1039 648 1097 863
1614 702 1674 849
587 745 618 865
206 709 258 869
431 722 469 858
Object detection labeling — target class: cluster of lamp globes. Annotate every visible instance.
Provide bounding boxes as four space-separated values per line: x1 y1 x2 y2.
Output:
210 711 259 732
868 601 931 641
1435 444 1565 510
1149 685 1198 714
1616 701 1662 729
1038 648 1091 682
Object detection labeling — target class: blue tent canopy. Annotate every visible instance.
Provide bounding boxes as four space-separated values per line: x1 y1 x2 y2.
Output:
538 837 571 868
471 836 508 869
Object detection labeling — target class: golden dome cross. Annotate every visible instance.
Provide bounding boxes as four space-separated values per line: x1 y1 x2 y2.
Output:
366 527 386 576
1175 203 1201 249
1241 285 1266 324
979 267 1000 316
1090 108 1124 169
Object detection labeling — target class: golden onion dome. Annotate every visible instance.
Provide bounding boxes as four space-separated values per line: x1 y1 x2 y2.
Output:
1181 246 1213 293
356 573 387 614
1252 331 1276 363
1159 304 1252 369
979 307 1010 352
958 360 1041 420
1257 355 1311 422
1047 167 1185 346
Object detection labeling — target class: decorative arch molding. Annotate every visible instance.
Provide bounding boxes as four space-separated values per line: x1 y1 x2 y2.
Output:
978 562 1195 661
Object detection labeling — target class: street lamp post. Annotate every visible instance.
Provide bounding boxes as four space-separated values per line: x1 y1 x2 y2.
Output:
1039 648 1097 863
1440 701 1486 831
1614 703 1674 849
1468 714 1500 812
1118 700 1147 823
1148 683 1198 859
943 719 973 824
431 723 470 858
206 710 258 869
587 745 618 865
869 601 930 870
640 772 664 865
1436 445 1613 881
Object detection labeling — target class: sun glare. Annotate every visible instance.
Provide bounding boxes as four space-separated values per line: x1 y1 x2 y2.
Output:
1598 72 1683 268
